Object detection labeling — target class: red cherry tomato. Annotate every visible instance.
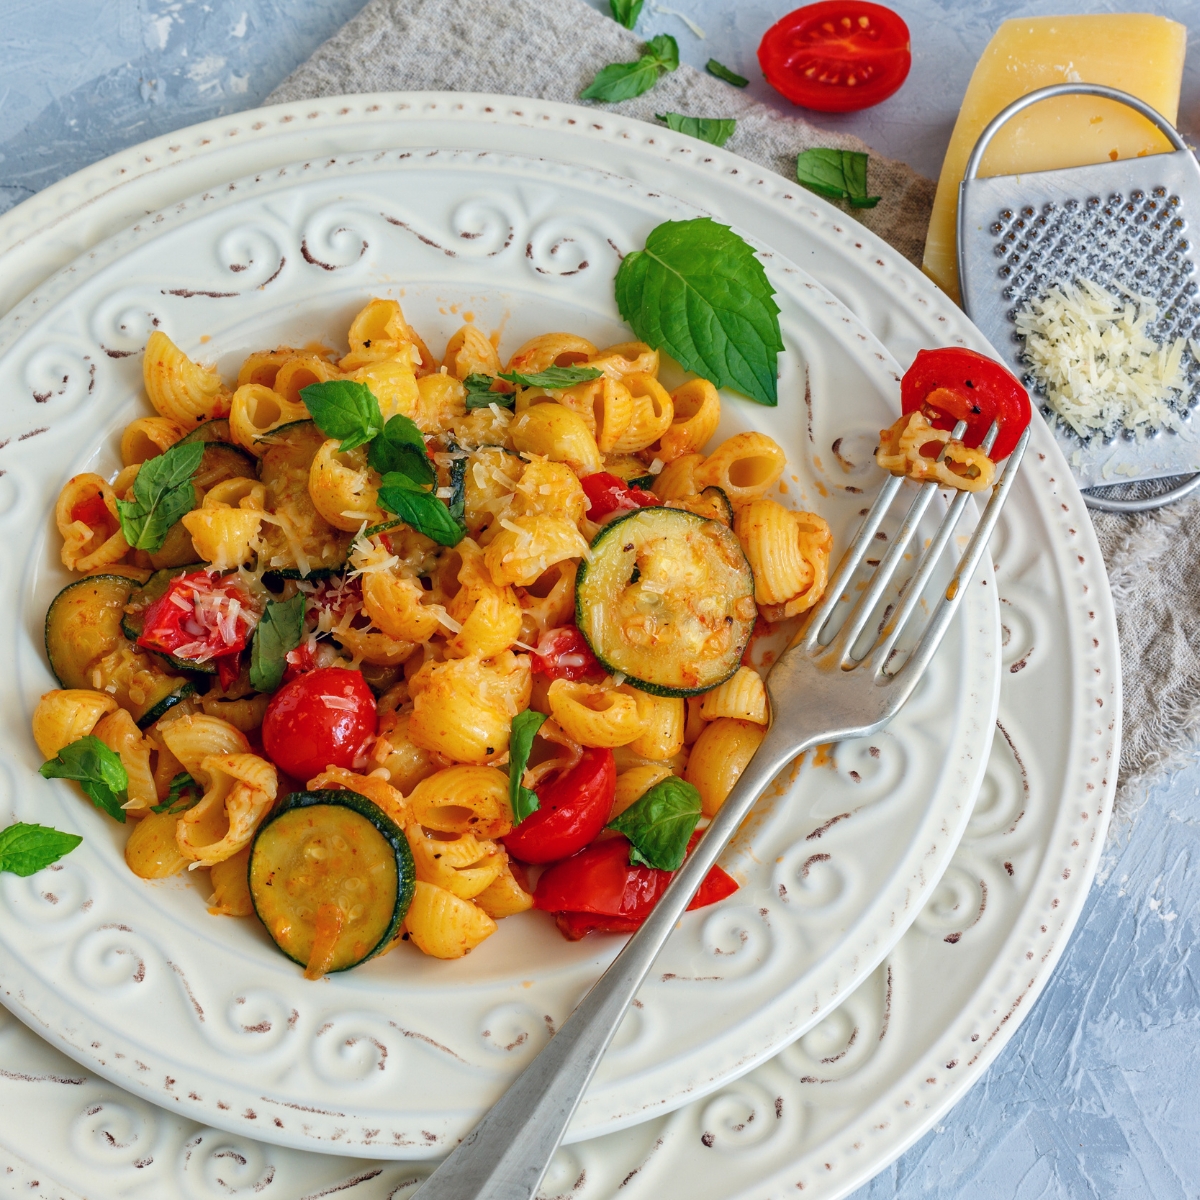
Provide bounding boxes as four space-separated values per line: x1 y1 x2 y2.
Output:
261 667 377 781
70 493 113 528
530 626 604 681
580 472 662 521
758 2 911 113
502 747 616 864
901 347 1031 461
534 832 739 939
137 570 256 664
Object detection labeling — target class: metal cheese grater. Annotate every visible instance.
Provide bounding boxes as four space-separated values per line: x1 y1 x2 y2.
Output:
958 82 1200 512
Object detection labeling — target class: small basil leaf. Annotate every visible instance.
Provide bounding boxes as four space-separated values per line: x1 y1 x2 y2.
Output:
0 822 83 876
656 112 737 148
614 217 783 406
609 0 643 29
706 58 749 87
115 440 204 552
249 594 306 693
447 443 467 525
39 735 129 824
299 379 384 452
377 474 466 547
795 148 881 208
508 709 548 824
150 772 201 814
496 366 603 389
464 373 513 410
606 775 701 871
580 34 678 103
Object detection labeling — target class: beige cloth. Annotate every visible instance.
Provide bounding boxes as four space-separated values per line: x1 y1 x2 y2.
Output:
269 0 1182 820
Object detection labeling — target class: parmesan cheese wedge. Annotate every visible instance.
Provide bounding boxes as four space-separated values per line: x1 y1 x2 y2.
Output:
923 15 1187 303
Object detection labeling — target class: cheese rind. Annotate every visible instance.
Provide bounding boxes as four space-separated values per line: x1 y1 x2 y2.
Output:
923 15 1187 303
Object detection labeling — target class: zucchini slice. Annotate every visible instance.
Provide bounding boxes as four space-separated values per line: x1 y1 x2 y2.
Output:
45 575 136 688
256 420 353 579
176 418 234 445
666 485 734 527
120 564 216 673
575 506 756 696
249 790 415 975
602 455 657 490
44 575 193 725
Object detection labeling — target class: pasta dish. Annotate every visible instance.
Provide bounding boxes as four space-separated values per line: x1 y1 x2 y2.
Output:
32 298 835 978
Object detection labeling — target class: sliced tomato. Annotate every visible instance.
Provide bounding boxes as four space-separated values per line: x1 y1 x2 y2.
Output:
534 832 738 939
530 626 604 681
758 2 911 113
70 493 113 528
502 747 615 864
214 652 242 691
137 570 258 664
261 666 377 780
901 347 1031 461
580 472 662 521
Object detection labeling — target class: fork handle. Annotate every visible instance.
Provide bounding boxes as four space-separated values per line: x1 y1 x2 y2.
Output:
410 722 805 1200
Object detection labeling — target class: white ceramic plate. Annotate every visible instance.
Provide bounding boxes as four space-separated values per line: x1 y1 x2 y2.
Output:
0 95 1118 1200
0 144 999 1154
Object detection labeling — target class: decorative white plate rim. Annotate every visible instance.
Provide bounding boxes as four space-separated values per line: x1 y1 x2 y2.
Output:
0 141 999 1152
0 93 1119 1200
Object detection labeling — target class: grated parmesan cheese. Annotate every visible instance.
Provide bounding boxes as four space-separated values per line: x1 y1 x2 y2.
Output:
1015 278 1190 438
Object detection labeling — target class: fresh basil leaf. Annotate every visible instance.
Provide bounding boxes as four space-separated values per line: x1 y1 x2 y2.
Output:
496 366 603 389
377 473 466 547
796 148 881 209
656 112 737 147
447 444 467 525
508 709 548 825
249 594 306 693
706 58 749 87
614 216 783 406
115 440 203 552
39 735 129 824
646 33 679 71
299 379 384 452
0 822 83 876
464 373 513 410
150 772 201 815
367 413 436 486
606 775 701 870
580 34 679 103
609 0 643 29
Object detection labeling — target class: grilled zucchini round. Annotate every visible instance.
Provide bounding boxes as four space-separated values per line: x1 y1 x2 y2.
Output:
575 506 756 696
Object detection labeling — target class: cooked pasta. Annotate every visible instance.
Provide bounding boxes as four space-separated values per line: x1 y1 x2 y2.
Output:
34 295 845 972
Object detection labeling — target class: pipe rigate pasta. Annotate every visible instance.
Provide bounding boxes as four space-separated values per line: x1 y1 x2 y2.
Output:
229 383 309 453
735 499 833 618
876 410 996 492
609 373 674 454
699 666 769 725
510 403 603 476
407 766 513 837
548 681 645 748
143 331 231 425
32 689 118 759
506 332 597 375
404 880 497 959
695 432 787 505
659 379 721 463
120 416 187 466
442 324 502 380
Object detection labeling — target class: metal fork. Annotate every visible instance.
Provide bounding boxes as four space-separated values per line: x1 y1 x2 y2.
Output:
412 418 1030 1200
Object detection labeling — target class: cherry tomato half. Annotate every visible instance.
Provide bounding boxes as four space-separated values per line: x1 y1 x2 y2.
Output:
261 667 377 781
137 570 256 664
534 832 738 939
530 626 604 681
580 472 662 521
901 347 1031 461
502 747 616 864
758 2 911 113
70 493 113 529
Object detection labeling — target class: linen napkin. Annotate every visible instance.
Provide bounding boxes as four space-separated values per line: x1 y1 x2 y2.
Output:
268 0 1188 822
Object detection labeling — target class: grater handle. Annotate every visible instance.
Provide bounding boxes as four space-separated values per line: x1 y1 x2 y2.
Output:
961 82 1187 183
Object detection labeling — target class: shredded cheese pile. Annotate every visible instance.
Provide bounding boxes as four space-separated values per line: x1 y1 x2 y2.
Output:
1014 278 1192 437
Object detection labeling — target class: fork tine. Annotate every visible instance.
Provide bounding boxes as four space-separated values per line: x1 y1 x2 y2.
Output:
879 423 1031 684
871 420 1001 668
802 472 904 651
